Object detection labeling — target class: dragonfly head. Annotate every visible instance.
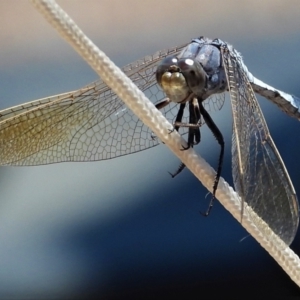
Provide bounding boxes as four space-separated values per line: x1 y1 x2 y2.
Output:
156 55 207 103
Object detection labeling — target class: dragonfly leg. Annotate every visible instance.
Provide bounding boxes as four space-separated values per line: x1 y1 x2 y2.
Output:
170 98 201 178
169 103 187 177
199 100 224 216
155 97 171 110
168 162 186 178
174 103 186 132
182 97 201 150
152 98 174 140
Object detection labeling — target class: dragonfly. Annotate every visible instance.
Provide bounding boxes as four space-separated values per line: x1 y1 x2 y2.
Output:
0 36 299 245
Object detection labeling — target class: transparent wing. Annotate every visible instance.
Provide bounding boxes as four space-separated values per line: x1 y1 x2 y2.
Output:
0 45 190 166
221 45 299 245
203 92 225 113
0 42 227 167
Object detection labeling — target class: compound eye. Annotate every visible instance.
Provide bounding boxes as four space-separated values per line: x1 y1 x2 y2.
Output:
177 58 207 94
156 56 179 84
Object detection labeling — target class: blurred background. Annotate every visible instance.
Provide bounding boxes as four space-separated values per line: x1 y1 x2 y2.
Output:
0 0 300 298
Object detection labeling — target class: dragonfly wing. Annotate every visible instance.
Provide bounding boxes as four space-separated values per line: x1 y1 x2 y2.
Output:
0 44 186 166
202 93 226 113
221 44 299 245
